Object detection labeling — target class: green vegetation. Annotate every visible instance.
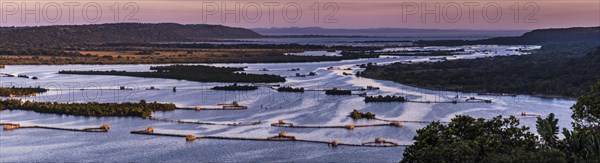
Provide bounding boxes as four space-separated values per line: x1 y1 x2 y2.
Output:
59 65 286 83
325 88 352 95
277 86 304 92
364 95 406 103
0 99 176 118
350 109 376 120
211 83 258 91
571 81 600 129
401 81 600 162
361 44 600 97
402 115 543 162
0 87 48 97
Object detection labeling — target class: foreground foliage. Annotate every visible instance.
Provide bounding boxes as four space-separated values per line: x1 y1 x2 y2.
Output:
401 81 600 162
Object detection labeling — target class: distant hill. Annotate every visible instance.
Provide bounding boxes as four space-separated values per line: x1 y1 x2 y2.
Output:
416 26 600 45
0 23 261 47
252 27 527 37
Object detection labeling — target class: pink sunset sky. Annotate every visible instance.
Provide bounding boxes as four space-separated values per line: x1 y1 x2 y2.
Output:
0 0 598 30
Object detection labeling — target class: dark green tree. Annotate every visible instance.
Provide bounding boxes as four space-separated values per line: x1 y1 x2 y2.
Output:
571 81 600 129
562 81 600 161
401 115 538 162
536 113 560 147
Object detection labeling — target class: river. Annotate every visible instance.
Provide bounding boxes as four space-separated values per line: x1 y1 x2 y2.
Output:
0 45 574 162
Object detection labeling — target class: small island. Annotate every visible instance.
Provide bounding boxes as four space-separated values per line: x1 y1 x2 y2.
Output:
350 109 376 119
59 65 286 83
277 86 305 92
0 87 48 97
0 99 176 118
211 83 258 91
364 95 407 103
325 88 352 95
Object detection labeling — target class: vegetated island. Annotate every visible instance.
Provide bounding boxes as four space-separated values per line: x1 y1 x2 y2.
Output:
277 86 305 92
59 65 286 83
361 27 600 98
364 95 407 103
325 88 352 95
211 83 258 91
0 99 176 118
350 109 376 120
0 87 48 97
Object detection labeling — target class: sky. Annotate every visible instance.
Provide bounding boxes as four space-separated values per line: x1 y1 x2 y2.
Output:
0 0 598 30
